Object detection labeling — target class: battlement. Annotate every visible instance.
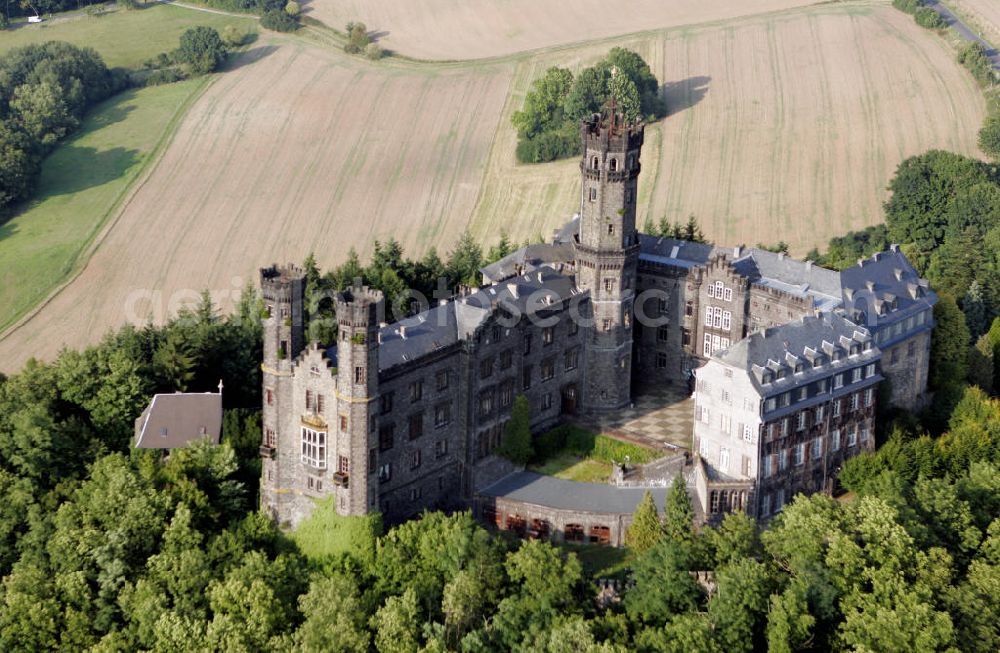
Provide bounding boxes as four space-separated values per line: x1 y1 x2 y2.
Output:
581 110 644 154
337 286 385 328
260 264 305 302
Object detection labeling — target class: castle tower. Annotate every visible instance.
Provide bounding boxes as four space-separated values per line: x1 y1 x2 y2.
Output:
259 264 305 521
334 287 384 516
575 99 644 411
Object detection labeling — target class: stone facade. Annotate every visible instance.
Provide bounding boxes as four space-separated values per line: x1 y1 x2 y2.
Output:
259 103 937 531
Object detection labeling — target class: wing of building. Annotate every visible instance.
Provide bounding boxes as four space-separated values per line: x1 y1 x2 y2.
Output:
258 101 936 531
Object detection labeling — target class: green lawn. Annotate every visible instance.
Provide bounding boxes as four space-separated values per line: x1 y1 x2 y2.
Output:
528 425 665 484
558 543 631 579
0 78 209 334
529 454 611 483
1 4 257 69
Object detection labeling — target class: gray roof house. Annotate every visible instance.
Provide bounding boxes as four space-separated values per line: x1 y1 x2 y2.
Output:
134 389 223 449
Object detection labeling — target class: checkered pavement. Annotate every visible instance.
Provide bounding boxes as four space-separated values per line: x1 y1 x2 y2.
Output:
585 385 694 451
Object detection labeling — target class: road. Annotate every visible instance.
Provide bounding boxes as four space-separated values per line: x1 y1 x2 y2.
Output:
927 0 1000 71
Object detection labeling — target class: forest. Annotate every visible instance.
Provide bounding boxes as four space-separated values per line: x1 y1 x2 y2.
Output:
0 149 999 649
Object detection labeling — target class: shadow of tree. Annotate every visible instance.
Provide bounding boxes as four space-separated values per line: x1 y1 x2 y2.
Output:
38 145 142 197
0 220 18 244
86 100 137 129
662 75 710 117
222 44 279 72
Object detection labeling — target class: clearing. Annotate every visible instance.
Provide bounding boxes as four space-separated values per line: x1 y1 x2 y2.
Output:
303 0 819 60
0 79 209 336
0 4 257 69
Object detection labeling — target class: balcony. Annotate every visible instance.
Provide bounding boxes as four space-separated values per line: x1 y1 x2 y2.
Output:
259 445 276 458
332 472 349 488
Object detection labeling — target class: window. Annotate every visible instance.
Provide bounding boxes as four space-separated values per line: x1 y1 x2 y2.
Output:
380 392 393 415
602 318 613 331
865 388 875 407
609 157 618 171
763 455 773 478
338 455 349 474
541 357 555 381
368 449 377 473
765 397 776 412
266 388 273 406
410 449 421 470
355 366 365 384
815 405 824 422
478 393 493 418
656 352 667 369
703 333 713 357
721 389 732 405
300 428 327 468
865 363 876 378
568 320 578 336
264 428 276 448
409 487 422 501
811 438 822 459
775 488 785 512
696 404 711 425
522 365 532 390
849 393 860 411
408 413 423 440
379 424 394 451
796 411 807 431
541 393 553 411
833 399 841 417
907 341 916 358
480 358 493 379
861 425 871 444
816 378 828 393
720 447 730 471
710 490 721 514
722 310 732 331
847 425 858 447
491 325 502 342
543 326 554 345
724 287 733 302
657 325 669 342
316 394 325 415
721 414 731 435
761 493 772 516
523 334 532 355
378 463 392 482
305 390 313 411
831 429 841 451
794 443 805 466
589 187 597 201
607 223 615 236
435 439 448 458
436 370 449 391
592 156 599 169
500 349 513 370
852 367 862 383
564 347 579 371
779 449 788 471
705 306 714 327
781 418 789 437
797 387 808 402
500 380 514 408
834 374 844 389
339 414 348 432
743 423 754 443
434 403 451 427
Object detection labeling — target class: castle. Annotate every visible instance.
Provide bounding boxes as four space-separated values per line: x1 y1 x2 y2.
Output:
259 102 936 530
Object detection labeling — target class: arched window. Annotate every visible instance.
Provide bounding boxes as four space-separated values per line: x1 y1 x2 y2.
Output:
592 156 600 170
609 158 618 171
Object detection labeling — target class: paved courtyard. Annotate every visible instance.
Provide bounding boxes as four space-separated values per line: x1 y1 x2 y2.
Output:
582 383 694 451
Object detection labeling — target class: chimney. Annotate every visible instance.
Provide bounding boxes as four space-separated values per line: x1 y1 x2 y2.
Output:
805 260 813 270
890 243 899 252
778 252 786 260
857 258 865 268
734 245 742 258
507 283 519 299
439 299 448 306
894 268 903 281
399 325 408 339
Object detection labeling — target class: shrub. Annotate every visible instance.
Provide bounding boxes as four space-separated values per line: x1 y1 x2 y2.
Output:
261 8 298 32
285 1 300 16
980 112 1000 161
365 43 384 61
177 26 227 75
144 68 185 86
120 0 139 9
959 42 995 85
914 7 946 29
221 25 249 47
892 0 925 15
345 21 371 55
0 12 9 29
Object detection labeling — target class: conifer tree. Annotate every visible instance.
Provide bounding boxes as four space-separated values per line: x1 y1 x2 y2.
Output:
663 474 695 547
498 395 533 465
625 491 663 553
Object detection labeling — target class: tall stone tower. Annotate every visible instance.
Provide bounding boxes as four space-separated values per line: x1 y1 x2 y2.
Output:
575 100 644 411
259 264 305 521
334 287 384 516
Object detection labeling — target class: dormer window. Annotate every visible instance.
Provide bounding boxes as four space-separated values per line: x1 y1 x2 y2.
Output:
850 344 860 356
795 363 804 374
762 372 773 384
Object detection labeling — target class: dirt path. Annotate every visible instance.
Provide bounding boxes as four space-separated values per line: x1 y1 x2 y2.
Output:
930 0 1000 69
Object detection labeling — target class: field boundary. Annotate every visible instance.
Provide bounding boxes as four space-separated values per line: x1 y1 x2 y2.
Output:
0 75 215 340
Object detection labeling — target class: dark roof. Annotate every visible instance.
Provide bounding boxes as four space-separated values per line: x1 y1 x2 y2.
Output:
134 392 222 449
378 266 581 372
711 312 877 393
638 234 717 268
479 242 575 284
733 249 843 309
840 248 937 330
479 471 666 515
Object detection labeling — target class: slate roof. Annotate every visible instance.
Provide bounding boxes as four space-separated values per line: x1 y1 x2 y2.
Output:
378 266 581 372
711 312 877 395
638 234 718 268
479 242 575 284
840 248 937 333
134 392 223 449
479 471 666 515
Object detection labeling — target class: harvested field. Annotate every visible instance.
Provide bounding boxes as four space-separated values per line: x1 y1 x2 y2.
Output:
469 4 986 253
0 42 511 371
0 3 985 372
950 0 1000 45
303 0 819 60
